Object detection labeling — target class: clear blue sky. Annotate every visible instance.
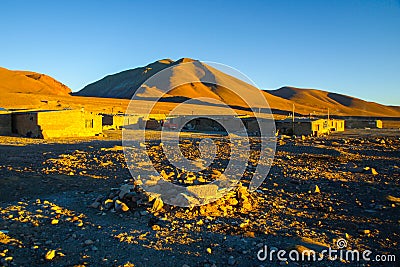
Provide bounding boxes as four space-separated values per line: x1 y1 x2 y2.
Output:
1 0 399 105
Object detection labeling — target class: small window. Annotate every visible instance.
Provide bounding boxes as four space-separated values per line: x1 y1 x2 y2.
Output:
85 119 93 128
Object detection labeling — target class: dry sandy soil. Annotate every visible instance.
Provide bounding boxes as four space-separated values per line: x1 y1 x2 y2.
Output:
0 129 399 267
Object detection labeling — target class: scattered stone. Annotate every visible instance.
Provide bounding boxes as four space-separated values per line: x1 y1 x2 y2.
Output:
89 201 101 209
152 197 164 211
115 200 129 212
358 229 371 235
104 199 114 210
346 162 362 172
84 239 94 246
386 195 400 203
187 184 219 200
228 256 235 265
3 129 399 267
140 210 149 216
119 184 133 199
244 231 255 238
151 225 161 231
310 185 320 193
363 167 378 175
44 250 56 261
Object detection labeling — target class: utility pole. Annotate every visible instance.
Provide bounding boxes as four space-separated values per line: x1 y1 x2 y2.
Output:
292 103 295 135
292 104 295 122
327 108 330 120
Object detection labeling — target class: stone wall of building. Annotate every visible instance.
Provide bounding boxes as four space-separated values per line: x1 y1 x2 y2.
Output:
346 120 382 129
311 119 329 136
102 114 141 130
276 121 313 136
163 116 249 133
0 113 12 136
10 110 102 139
277 119 345 136
37 110 102 138
330 119 345 132
12 112 41 137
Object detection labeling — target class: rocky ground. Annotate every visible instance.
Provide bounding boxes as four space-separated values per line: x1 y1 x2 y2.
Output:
0 129 399 267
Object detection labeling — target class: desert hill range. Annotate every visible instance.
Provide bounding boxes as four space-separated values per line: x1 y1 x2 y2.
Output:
1 58 399 118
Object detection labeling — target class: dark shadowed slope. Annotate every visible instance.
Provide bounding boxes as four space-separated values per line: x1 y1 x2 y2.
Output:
75 59 176 99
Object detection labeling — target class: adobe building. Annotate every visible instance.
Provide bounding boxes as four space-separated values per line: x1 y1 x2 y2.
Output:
10 109 102 138
346 119 382 129
162 115 272 134
162 115 242 132
276 118 345 136
326 119 345 133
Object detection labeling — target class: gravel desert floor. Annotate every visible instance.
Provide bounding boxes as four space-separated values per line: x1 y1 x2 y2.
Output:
0 129 399 267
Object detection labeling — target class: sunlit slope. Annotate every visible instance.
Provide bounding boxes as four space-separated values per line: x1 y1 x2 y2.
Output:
267 86 400 116
0 67 71 96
